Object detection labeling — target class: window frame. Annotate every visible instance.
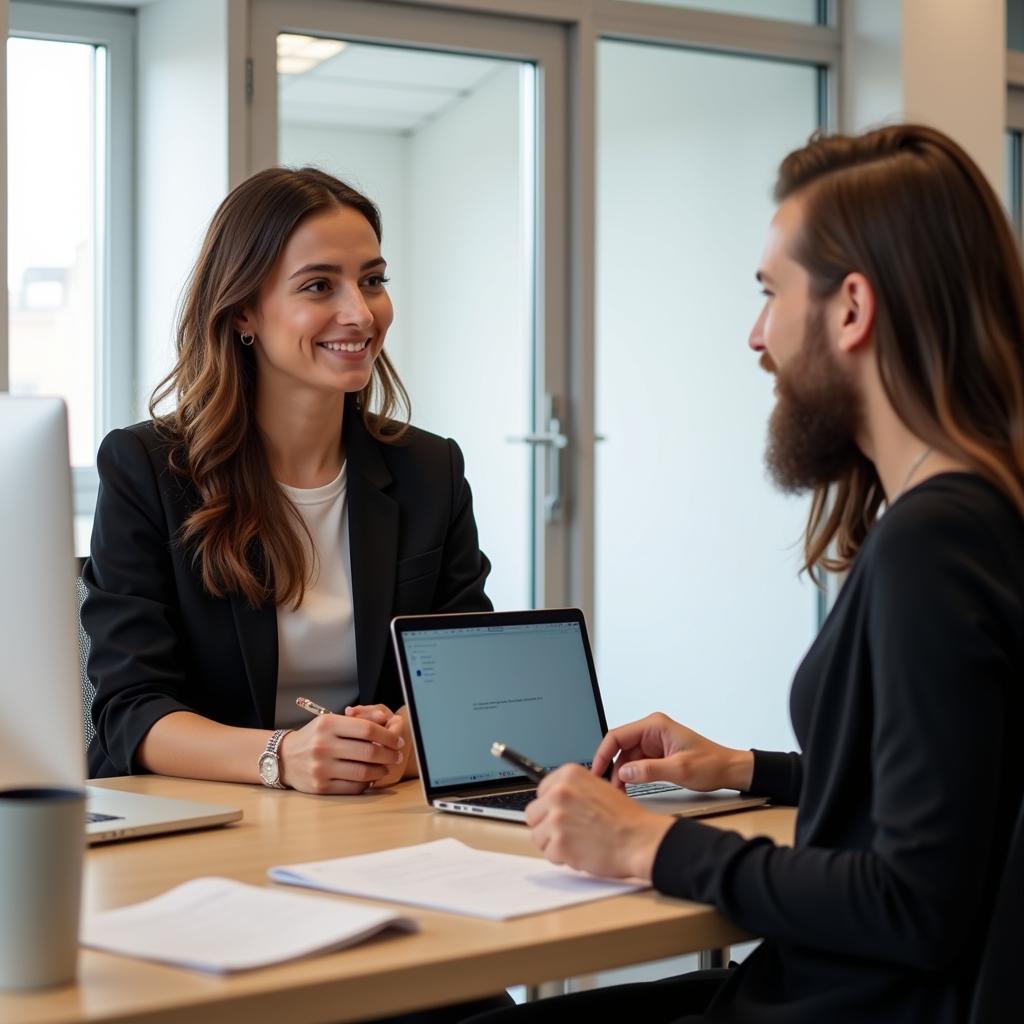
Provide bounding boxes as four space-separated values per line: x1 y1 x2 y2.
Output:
250 0 838 618
7 0 135 516
1008 72 1024 233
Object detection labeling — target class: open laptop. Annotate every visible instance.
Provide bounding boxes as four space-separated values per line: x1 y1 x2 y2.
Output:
0 396 242 843
391 608 767 823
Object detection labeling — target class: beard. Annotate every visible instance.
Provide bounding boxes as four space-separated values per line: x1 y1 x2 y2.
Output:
764 306 863 494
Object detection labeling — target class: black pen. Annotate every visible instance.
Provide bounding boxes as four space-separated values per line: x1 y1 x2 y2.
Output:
491 742 548 783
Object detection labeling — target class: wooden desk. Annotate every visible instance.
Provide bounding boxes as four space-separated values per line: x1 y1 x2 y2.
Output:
0 776 794 1024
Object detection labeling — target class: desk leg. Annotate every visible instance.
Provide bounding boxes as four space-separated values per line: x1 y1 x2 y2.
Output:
526 953 727 1002
698 947 729 970
525 980 568 1002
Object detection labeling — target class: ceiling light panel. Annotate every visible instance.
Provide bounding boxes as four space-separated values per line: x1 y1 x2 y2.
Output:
277 33 347 75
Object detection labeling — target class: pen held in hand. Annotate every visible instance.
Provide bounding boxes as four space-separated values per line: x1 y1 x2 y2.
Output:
296 697 393 793
491 742 548 783
295 697 331 717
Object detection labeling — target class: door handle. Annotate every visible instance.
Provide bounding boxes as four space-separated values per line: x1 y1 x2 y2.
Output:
508 431 569 449
507 394 568 522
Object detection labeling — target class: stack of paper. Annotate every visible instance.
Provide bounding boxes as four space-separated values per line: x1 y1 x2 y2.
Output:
269 837 646 920
81 876 418 973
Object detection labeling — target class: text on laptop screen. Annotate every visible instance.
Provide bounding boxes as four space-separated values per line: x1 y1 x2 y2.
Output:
400 621 606 788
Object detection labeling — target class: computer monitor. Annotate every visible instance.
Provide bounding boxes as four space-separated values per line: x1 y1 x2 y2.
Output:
0 396 85 788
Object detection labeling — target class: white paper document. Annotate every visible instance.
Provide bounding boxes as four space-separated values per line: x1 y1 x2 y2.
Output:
268 837 647 920
81 876 418 973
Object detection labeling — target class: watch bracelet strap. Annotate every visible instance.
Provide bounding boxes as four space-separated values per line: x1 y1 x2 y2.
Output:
267 728 290 756
262 728 292 789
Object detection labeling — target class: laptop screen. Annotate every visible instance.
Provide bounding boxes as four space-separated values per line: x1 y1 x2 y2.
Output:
394 612 608 793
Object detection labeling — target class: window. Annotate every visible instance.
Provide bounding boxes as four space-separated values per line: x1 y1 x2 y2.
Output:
1007 58 1024 237
617 0 825 23
1006 126 1022 234
1011 0 1024 52
6 1 134 521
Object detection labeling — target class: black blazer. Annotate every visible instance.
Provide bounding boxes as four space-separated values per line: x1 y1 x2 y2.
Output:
82 402 492 777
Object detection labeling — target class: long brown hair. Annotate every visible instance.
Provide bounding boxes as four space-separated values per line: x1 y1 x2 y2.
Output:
150 167 410 608
774 125 1024 580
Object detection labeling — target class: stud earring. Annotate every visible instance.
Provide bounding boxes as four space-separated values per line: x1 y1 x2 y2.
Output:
240 332 255 347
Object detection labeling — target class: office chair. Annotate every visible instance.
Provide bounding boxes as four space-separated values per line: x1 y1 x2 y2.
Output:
969 791 1024 1022
75 572 96 748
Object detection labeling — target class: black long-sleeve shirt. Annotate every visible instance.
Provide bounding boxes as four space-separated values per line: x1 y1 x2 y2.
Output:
652 474 1024 1023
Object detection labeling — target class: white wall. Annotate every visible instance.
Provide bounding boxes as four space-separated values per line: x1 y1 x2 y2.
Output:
840 0 903 134
843 0 1006 192
278 125 411 373
135 0 234 417
595 41 821 752
405 66 532 612
0 0 8 392
902 0 1005 190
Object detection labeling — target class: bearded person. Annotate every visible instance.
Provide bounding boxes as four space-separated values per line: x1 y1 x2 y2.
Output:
465 125 1024 1024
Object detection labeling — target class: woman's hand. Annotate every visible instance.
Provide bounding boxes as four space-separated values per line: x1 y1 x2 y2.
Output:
525 764 674 880
277 710 405 795
345 704 418 786
593 712 754 793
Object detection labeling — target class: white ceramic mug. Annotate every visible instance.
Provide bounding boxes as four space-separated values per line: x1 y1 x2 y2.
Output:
0 787 85 990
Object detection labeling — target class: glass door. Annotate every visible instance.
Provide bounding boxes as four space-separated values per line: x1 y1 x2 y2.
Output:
248 0 568 612
594 40 824 751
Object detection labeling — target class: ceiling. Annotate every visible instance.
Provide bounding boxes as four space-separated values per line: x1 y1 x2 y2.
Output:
279 42 507 134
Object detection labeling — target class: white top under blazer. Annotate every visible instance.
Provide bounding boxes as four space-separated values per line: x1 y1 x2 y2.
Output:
273 465 359 728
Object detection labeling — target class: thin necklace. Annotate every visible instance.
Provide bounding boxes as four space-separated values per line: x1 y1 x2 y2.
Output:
898 445 933 497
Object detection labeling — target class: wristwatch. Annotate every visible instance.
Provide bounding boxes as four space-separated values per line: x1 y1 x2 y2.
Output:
258 728 291 789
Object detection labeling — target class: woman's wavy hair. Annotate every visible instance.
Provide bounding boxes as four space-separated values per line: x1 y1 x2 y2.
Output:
150 167 410 608
775 125 1024 581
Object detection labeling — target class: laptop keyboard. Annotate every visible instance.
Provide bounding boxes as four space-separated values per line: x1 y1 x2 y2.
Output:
86 811 124 824
456 780 682 813
459 791 537 811
626 781 683 796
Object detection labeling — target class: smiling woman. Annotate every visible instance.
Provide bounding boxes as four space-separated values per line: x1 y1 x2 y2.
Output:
239 204 395 419
79 167 494 802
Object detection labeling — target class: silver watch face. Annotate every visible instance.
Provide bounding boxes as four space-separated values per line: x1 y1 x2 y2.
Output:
258 751 280 786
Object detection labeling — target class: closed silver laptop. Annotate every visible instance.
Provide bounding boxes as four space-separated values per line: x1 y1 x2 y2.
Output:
0 396 242 843
86 787 241 844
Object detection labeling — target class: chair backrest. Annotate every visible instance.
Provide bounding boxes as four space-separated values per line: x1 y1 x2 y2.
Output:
75 573 96 749
969 792 1024 1022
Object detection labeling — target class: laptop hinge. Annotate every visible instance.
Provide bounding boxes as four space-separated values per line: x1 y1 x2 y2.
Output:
439 785 535 801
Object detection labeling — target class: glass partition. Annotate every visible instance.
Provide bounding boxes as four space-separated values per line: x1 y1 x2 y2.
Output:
616 0 822 23
278 38 536 611
595 40 821 750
